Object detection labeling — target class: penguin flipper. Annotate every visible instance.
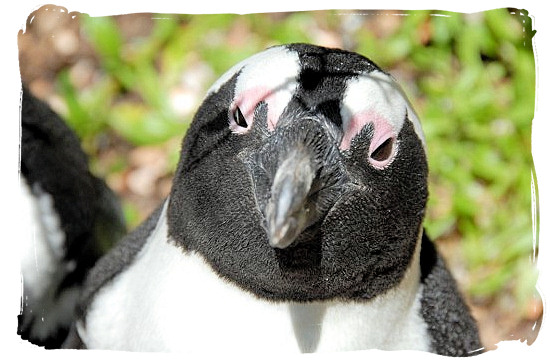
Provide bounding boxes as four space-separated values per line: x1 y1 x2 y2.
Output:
419 231 484 356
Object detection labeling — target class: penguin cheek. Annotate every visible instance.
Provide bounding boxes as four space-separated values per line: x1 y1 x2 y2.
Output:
321 195 384 278
321 192 413 290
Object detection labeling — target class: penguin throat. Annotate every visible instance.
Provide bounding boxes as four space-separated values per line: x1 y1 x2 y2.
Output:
274 233 323 271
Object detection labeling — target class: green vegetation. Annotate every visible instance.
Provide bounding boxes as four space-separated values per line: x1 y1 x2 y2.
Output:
55 9 537 316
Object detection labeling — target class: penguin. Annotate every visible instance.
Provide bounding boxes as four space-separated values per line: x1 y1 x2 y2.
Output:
19 88 126 348
67 43 483 356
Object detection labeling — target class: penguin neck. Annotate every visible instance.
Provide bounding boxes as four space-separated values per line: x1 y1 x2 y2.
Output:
285 234 424 352
372 228 424 307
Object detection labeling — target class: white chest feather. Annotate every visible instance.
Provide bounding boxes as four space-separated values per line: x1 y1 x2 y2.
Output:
80 204 430 354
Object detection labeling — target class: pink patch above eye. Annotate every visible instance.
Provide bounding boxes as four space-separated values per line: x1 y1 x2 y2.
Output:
340 109 395 151
230 86 283 133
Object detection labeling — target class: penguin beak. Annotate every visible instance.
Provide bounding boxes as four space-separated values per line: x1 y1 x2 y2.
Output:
265 147 317 249
244 113 346 250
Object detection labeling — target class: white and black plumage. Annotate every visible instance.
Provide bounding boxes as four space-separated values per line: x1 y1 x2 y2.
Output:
19 88 126 348
67 44 482 356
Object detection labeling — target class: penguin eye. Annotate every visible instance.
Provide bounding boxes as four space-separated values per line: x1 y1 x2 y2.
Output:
370 138 393 161
233 106 248 128
369 137 396 169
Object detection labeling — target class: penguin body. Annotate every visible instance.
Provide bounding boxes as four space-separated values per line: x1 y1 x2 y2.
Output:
79 202 429 353
72 44 482 356
19 89 126 348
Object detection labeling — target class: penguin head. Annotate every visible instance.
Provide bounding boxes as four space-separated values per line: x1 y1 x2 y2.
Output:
168 44 428 301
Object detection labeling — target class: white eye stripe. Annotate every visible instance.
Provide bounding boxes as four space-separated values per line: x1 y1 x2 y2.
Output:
209 46 425 144
340 71 425 150
206 46 301 133
232 47 300 132
210 47 297 93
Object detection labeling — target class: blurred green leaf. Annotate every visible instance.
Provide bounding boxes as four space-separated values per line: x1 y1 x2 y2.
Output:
81 15 124 70
122 201 141 229
485 9 523 43
109 102 187 146
57 70 94 136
